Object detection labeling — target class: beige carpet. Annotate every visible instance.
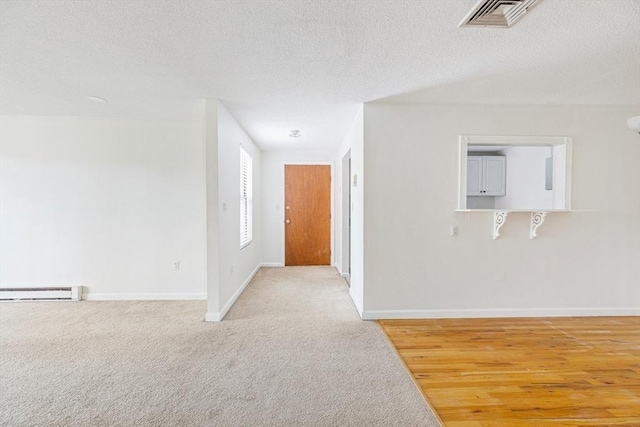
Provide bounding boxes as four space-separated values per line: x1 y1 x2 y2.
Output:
0 266 440 426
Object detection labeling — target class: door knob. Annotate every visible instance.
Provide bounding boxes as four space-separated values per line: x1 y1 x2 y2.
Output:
285 219 291 224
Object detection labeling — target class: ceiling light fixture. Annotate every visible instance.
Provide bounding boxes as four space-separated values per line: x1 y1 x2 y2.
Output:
86 96 107 103
289 130 302 138
627 116 640 134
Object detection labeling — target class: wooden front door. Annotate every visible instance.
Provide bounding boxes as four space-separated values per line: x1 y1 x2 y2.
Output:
285 165 331 266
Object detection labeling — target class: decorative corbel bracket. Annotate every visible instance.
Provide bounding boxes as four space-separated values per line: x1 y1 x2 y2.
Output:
493 211 509 240
530 211 548 239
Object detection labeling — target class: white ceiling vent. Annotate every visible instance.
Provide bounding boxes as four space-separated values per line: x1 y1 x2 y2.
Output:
459 0 540 28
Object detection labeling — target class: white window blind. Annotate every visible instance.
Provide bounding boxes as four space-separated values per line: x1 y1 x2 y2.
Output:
240 146 253 249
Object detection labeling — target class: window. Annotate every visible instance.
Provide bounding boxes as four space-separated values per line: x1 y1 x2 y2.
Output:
240 146 253 248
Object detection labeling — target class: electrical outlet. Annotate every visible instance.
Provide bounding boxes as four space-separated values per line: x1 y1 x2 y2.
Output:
222 202 227 213
230 265 234 274
450 226 459 237
173 261 181 270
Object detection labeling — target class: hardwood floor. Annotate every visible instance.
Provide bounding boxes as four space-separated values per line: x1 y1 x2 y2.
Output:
379 317 640 426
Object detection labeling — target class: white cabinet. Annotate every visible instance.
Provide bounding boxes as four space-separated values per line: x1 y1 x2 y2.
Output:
467 156 506 196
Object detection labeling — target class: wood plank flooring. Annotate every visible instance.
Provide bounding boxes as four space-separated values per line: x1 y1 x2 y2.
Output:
378 317 640 426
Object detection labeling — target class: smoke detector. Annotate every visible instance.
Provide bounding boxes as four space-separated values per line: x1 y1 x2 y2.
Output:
459 0 540 28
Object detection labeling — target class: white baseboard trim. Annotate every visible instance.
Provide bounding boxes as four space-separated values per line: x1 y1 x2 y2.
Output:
349 287 364 319
205 263 261 322
362 307 640 320
260 262 284 267
204 312 220 322
84 292 206 301
333 265 350 278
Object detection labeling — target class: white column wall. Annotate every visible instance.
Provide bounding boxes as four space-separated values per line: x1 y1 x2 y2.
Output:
334 106 364 316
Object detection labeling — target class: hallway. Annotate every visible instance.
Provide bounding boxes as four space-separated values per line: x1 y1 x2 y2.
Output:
0 267 439 426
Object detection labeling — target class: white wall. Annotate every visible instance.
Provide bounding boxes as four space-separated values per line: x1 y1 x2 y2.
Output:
363 103 640 318
495 146 553 210
209 101 262 319
0 113 207 299
552 144 567 210
204 100 221 312
260 150 335 266
338 149 351 277
334 106 364 316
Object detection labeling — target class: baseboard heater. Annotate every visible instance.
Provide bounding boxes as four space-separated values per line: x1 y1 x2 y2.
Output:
0 286 82 302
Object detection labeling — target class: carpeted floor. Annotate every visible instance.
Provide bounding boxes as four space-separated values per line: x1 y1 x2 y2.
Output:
0 266 440 426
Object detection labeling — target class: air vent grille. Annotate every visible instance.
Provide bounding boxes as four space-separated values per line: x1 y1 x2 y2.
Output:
459 0 540 28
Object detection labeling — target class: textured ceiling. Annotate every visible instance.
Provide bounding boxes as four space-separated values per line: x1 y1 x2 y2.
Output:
1 0 639 150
